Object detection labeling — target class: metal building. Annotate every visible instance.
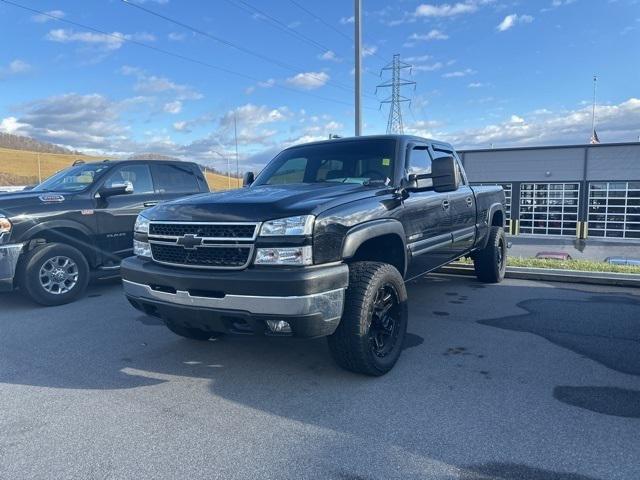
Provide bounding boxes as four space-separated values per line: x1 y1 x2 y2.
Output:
459 142 640 241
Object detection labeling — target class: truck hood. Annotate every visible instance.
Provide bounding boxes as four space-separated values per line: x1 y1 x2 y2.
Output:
145 183 389 222
0 190 74 217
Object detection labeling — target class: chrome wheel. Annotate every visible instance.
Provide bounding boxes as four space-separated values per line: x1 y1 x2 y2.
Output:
39 256 79 295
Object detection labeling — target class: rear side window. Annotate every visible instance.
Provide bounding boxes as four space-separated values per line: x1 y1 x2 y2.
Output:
151 163 200 193
103 164 154 194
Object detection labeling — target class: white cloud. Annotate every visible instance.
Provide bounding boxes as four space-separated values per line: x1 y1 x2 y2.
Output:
468 82 486 88
404 55 432 62
415 2 476 17
414 62 444 72
497 14 534 32
163 101 182 114
0 59 32 79
31 10 65 23
340 16 354 24
121 66 202 100
445 98 640 148
443 68 476 78
0 117 28 134
408 30 449 42
168 32 186 41
363 45 378 57
46 29 156 51
318 50 341 62
286 71 330 90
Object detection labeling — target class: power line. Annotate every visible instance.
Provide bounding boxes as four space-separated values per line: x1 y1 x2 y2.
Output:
377 54 416 134
287 0 353 42
0 0 376 110
223 0 332 53
121 0 372 99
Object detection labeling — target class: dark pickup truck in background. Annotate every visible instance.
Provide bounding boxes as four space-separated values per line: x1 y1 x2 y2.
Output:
0 159 208 305
122 135 506 376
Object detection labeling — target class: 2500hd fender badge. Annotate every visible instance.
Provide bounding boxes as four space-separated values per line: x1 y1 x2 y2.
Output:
38 194 65 203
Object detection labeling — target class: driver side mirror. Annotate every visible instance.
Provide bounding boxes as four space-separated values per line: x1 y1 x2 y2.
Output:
243 171 254 187
431 156 460 193
99 180 134 198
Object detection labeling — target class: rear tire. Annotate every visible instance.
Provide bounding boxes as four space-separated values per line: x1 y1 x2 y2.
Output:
473 226 506 283
18 242 89 306
328 261 408 376
165 321 222 341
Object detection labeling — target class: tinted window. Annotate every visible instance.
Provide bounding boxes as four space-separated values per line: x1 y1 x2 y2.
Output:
151 163 199 193
103 164 154 194
254 139 396 186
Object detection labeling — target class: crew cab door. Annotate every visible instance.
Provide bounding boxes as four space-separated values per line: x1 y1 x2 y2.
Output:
149 163 205 206
94 163 156 261
430 147 476 257
402 144 452 280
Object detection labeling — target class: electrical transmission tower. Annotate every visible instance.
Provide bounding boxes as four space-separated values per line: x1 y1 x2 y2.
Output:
377 54 416 134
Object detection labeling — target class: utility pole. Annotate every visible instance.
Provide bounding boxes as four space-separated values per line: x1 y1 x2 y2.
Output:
377 54 415 134
234 110 239 188
354 0 362 136
590 74 598 143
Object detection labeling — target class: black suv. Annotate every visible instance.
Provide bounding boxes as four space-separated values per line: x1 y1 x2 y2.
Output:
0 159 208 305
122 136 506 375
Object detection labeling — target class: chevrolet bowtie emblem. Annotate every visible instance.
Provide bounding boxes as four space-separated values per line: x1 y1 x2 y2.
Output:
176 234 204 250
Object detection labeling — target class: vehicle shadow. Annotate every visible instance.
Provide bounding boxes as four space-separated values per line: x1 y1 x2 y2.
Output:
1 275 638 477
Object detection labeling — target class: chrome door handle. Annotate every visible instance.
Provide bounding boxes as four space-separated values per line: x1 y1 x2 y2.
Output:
441 200 450 210
143 201 158 207
466 197 473 207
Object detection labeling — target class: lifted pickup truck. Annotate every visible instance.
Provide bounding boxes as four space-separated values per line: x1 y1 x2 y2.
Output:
0 159 208 305
122 135 506 375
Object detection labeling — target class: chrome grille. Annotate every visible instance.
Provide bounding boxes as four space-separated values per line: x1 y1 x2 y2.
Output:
148 221 258 269
149 222 258 240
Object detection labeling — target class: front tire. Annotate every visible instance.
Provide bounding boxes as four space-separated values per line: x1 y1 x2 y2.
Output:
18 242 89 306
473 226 506 283
328 262 408 376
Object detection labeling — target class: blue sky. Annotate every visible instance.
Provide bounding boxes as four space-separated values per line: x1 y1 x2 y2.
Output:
0 0 639 171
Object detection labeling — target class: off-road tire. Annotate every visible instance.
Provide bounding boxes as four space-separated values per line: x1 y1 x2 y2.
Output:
165 321 222 341
473 226 506 283
328 261 408 376
18 242 90 306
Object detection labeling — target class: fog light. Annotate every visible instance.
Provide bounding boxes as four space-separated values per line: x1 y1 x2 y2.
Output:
266 320 292 334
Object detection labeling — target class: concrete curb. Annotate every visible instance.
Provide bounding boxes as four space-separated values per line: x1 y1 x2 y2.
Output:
438 264 640 287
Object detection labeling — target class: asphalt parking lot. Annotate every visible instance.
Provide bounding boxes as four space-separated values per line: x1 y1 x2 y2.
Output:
1 274 639 480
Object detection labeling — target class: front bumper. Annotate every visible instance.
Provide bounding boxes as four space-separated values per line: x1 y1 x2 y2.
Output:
0 243 23 292
121 256 349 338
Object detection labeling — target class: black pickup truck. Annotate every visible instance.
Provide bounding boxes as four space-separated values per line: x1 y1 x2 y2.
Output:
122 135 506 376
0 159 208 305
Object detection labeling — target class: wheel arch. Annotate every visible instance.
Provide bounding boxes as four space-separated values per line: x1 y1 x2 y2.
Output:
341 220 407 277
21 220 98 268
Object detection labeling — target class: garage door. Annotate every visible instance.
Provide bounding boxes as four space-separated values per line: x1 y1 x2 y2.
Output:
588 182 640 239
519 183 579 236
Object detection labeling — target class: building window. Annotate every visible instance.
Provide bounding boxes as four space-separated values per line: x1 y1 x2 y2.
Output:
519 183 579 236
588 182 640 239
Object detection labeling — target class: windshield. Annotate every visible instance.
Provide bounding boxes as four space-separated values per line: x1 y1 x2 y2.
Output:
33 163 112 192
253 139 397 187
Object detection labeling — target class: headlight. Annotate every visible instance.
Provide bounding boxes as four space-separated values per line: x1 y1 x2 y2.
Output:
254 246 312 266
0 216 11 234
134 214 150 234
260 215 314 236
133 240 152 258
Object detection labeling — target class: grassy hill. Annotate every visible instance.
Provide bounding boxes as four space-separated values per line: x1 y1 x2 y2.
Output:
0 146 239 190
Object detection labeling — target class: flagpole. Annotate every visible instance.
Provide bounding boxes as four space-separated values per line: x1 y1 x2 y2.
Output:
591 75 597 139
